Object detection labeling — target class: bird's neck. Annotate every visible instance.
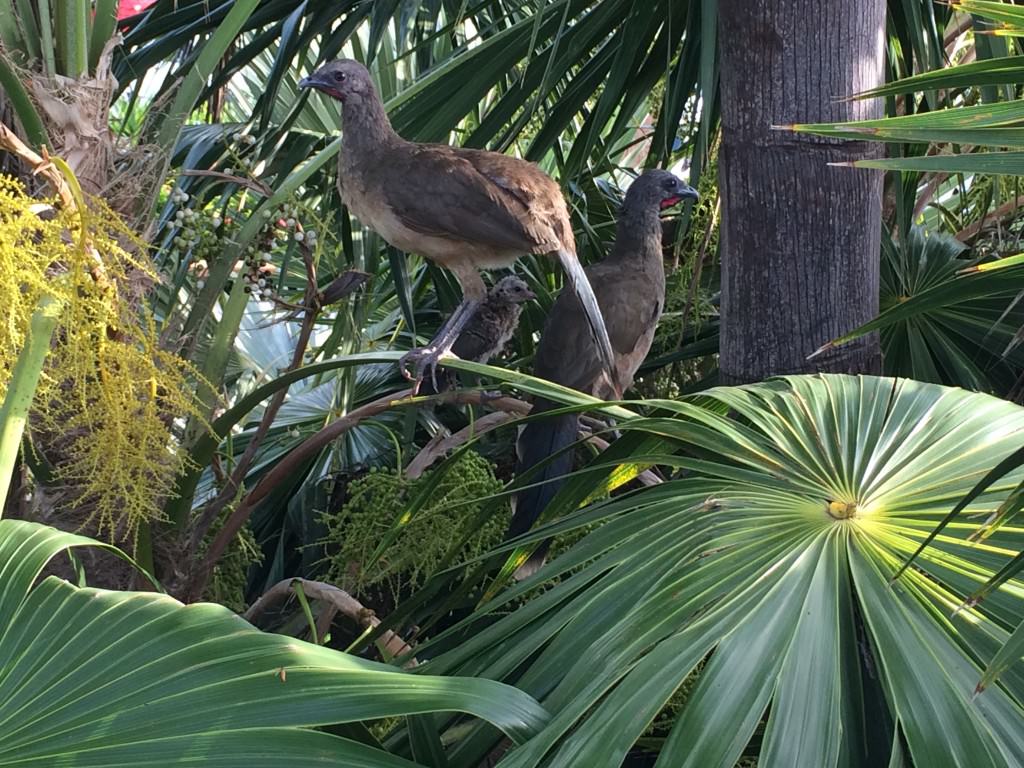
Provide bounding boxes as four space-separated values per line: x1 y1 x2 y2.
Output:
341 91 401 155
611 206 664 266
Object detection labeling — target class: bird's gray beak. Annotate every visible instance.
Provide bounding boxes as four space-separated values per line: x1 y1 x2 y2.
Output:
298 72 340 99
661 184 699 210
298 73 328 92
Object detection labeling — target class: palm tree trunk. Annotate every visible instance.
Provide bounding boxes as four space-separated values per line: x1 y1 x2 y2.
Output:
717 0 886 383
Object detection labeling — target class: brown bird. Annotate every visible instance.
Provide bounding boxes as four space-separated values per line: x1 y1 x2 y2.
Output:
299 59 616 388
421 275 535 395
508 169 697 577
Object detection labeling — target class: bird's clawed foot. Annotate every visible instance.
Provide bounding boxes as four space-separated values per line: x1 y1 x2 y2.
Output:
401 298 479 393
400 346 455 393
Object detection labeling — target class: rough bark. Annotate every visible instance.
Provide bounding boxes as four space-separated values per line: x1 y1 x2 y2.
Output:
717 0 886 383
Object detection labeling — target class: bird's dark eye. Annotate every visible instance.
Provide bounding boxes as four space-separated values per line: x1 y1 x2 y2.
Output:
333 71 346 83
663 179 676 190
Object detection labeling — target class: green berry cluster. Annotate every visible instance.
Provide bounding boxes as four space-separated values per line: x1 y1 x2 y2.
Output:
164 132 323 303
167 189 226 293
240 222 280 301
321 451 510 602
203 520 264 614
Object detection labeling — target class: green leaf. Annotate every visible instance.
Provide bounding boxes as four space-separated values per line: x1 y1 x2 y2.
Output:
816 239 1024 361
789 96 1024 147
0 54 50 149
0 0 25 60
757 534 845 768
156 0 262 152
12 0 40 61
36 0 56 78
856 56 1024 100
0 519 549 766
89 0 119 74
954 0 1024 30
849 543 1016 765
657 534 828 767
981 617 1024 693
67 0 90 77
408 375 1024 766
0 296 62 509
842 152 1024 175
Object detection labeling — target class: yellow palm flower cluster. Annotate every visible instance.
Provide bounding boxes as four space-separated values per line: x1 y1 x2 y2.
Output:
0 174 206 542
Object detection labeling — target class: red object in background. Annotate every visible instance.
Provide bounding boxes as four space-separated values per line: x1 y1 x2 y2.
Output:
117 0 156 20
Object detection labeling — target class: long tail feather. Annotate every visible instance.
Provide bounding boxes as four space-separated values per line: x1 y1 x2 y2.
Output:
557 249 618 396
507 400 579 577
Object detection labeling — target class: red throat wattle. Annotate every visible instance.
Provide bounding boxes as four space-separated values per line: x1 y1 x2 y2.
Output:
660 196 682 210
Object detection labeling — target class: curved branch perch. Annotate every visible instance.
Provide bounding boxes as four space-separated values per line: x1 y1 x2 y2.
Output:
244 577 417 665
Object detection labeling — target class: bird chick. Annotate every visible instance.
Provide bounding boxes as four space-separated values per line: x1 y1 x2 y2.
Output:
421 275 535 395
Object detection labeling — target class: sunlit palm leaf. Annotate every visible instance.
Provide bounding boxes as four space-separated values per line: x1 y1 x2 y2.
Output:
0 519 547 767
952 0 1024 32
403 374 1024 767
812 227 1024 393
857 56 1024 100
789 1 1024 174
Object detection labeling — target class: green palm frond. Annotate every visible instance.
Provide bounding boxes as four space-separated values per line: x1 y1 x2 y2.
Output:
396 374 1024 767
814 226 1024 393
0 519 547 767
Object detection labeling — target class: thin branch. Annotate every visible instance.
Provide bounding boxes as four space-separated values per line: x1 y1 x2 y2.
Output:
957 196 1022 243
404 406 663 485
0 123 74 207
243 578 417 666
254 270 370 328
944 10 973 51
913 172 949 224
188 240 321 554
185 388 524 600
405 410 522 480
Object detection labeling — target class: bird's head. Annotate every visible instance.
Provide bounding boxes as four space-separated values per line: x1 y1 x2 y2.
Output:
625 169 699 212
299 59 376 103
492 276 536 305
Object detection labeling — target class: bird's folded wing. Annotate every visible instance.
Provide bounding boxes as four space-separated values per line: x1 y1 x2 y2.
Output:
385 145 560 253
536 269 658 394
601 275 661 357
451 325 498 362
602 283 661 388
